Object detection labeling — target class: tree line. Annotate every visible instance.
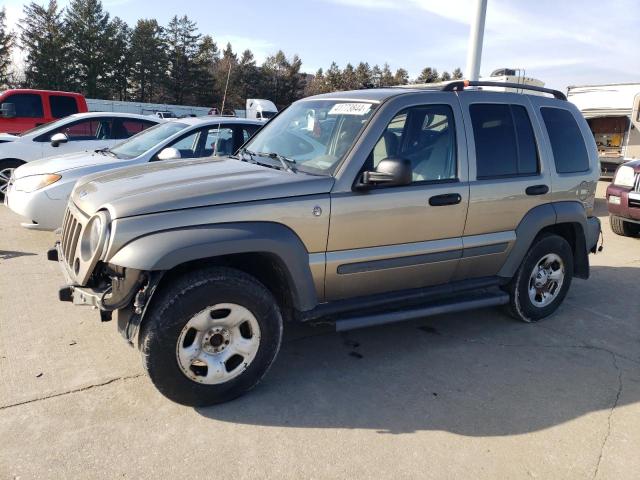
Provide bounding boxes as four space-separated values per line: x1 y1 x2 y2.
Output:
0 0 463 110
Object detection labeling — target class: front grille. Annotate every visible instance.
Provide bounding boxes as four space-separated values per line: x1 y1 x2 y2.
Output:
60 207 82 267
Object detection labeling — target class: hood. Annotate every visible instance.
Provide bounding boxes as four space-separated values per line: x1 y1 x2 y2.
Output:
624 159 640 173
0 133 18 142
72 157 335 218
14 151 123 178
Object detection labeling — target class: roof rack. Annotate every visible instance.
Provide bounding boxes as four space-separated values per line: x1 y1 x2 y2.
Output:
442 80 567 101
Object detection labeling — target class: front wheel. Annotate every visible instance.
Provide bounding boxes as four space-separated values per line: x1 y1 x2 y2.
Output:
140 267 283 406
0 159 24 200
609 215 640 237
506 234 574 322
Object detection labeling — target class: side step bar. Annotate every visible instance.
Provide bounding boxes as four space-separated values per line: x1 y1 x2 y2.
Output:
334 292 509 332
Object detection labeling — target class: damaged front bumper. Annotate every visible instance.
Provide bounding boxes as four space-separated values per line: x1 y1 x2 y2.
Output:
49 241 162 343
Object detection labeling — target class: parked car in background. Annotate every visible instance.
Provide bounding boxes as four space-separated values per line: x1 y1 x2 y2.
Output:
606 160 640 236
0 112 160 199
50 81 601 406
5 117 262 230
0 89 89 135
568 83 640 176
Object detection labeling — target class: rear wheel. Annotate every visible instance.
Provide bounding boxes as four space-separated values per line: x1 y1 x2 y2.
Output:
0 159 24 200
609 215 640 237
140 267 283 406
506 234 574 322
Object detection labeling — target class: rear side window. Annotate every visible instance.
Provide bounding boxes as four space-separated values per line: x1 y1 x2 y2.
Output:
470 103 539 179
540 107 590 173
50 96 79 118
4 93 44 118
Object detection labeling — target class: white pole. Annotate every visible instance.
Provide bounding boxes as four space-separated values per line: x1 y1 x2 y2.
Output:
465 0 488 81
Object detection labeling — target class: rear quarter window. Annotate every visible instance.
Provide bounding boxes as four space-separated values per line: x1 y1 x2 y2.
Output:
540 107 590 174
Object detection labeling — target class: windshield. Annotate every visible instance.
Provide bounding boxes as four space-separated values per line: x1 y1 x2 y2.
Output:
110 121 188 159
244 99 376 174
261 111 277 119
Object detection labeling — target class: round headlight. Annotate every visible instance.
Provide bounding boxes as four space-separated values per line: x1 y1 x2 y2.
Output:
613 165 636 188
80 212 110 261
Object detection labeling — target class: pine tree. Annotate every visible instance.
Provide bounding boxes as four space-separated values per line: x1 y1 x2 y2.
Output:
20 1 71 90
305 68 327 96
129 19 166 102
370 64 382 87
164 15 201 104
393 68 409 85
0 7 15 88
380 63 394 86
354 62 371 89
192 35 219 107
65 0 113 97
341 63 357 90
325 62 342 91
440 71 451 82
215 42 240 112
416 67 439 83
104 17 130 100
452 67 463 79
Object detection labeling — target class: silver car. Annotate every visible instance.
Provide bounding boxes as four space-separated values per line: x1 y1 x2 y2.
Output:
51 82 601 406
6 117 261 230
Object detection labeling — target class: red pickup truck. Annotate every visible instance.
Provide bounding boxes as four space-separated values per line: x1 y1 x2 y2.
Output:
0 89 88 134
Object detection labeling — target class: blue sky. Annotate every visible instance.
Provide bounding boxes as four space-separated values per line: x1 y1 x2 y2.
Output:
5 0 640 90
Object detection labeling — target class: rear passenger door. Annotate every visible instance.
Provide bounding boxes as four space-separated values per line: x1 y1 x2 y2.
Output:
455 93 551 280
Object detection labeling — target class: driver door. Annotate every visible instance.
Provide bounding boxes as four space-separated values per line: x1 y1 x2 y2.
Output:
325 100 469 301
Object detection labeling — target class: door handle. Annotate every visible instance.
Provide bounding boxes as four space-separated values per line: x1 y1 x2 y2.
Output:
525 184 549 196
429 193 462 206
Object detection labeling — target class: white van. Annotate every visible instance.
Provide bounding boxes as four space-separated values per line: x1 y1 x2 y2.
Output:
245 99 278 122
568 83 640 176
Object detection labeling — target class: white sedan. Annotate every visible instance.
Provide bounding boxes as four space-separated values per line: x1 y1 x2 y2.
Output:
5 117 262 230
0 112 161 199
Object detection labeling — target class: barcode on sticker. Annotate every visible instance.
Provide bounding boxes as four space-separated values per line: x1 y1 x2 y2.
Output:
328 103 372 115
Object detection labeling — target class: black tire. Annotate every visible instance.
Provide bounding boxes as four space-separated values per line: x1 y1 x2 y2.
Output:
609 215 640 237
0 159 24 200
139 267 283 406
506 234 574 323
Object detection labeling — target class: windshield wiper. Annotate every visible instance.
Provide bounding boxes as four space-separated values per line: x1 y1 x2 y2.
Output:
94 147 116 157
236 148 258 164
267 152 297 172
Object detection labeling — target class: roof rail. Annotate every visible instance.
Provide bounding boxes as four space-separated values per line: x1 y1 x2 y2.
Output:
443 80 567 101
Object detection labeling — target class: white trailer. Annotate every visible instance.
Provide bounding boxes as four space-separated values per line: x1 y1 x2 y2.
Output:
568 83 640 175
86 98 211 118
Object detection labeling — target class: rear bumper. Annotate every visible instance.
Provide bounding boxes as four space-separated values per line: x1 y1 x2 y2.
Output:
586 216 601 253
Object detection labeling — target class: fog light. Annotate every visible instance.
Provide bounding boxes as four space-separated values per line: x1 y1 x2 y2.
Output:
608 195 621 205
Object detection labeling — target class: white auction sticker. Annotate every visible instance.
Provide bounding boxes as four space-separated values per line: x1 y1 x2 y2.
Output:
328 103 372 116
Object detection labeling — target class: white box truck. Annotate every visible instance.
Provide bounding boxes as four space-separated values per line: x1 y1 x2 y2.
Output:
568 83 640 176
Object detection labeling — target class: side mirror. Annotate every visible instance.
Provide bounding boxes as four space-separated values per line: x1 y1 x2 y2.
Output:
355 157 412 190
50 132 68 147
0 103 16 118
157 147 181 161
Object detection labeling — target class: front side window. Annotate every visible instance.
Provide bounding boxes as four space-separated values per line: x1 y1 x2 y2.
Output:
3 93 43 118
369 104 457 182
470 103 539 179
50 96 79 118
540 107 590 174
165 130 201 159
110 122 188 159
243 99 377 174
